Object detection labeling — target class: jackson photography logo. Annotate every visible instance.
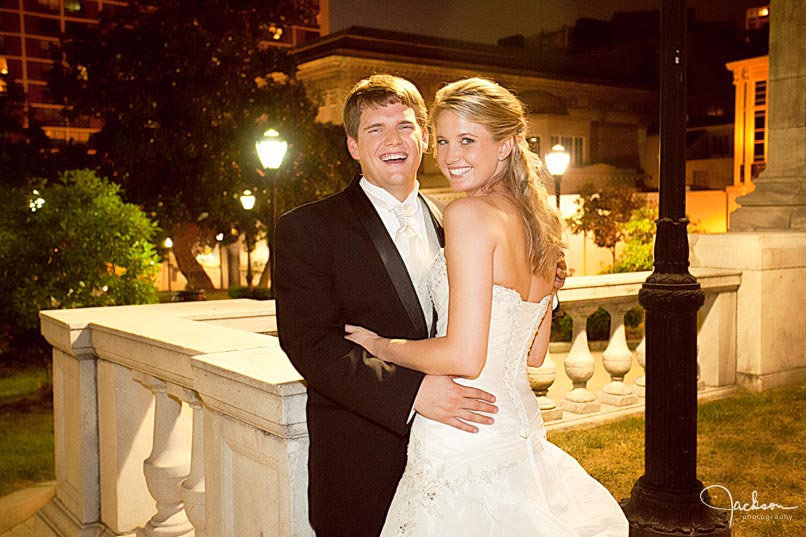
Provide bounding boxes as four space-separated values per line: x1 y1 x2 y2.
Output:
700 484 799 527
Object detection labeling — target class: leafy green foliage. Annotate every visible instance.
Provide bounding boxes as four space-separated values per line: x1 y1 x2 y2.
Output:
612 204 658 273
566 182 643 271
0 170 160 348
586 307 611 341
550 313 573 342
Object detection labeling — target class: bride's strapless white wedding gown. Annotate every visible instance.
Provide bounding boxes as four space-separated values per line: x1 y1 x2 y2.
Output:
380 251 629 536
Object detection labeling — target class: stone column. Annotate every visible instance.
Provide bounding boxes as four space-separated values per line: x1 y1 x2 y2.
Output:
690 0 806 392
598 303 638 407
136 375 193 537
560 306 600 414
731 0 806 230
97 361 156 534
181 389 207 537
227 242 242 288
527 349 562 422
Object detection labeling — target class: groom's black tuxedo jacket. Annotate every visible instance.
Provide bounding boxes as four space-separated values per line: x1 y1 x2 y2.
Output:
274 177 444 537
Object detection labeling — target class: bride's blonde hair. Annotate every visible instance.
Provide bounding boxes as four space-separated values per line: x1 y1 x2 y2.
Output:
431 77 565 280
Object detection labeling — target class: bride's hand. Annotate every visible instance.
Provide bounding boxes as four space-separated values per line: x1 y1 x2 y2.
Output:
344 324 388 358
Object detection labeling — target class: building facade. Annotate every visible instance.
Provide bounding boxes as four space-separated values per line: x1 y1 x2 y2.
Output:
291 26 657 196
0 0 324 142
0 0 128 141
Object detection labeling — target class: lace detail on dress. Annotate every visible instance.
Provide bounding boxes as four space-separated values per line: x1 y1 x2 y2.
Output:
425 251 447 308
392 435 519 535
501 290 552 439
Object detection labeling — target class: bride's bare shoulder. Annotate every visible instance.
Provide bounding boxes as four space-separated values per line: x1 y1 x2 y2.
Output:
444 196 499 220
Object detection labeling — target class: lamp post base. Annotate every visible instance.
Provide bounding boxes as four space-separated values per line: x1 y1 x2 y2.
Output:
622 476 731 536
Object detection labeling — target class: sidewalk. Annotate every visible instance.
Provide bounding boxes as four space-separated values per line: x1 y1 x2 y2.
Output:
0 482 55 537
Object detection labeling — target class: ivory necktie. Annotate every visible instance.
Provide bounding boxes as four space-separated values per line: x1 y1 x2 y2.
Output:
393 204 427 284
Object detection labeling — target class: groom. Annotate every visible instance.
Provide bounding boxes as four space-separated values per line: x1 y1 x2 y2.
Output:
273 74 500 537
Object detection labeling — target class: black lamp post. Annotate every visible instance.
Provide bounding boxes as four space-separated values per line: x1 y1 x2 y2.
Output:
239 189 256 297
163 238 173 293
545 144 570 210
255 129 288 294
620 1 730 535
215 232 224 290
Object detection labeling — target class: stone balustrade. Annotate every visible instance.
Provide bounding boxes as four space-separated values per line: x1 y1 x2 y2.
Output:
533 268 741 430
35 269 740 536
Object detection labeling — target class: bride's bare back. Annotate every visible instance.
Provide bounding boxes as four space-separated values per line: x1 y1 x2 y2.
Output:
477 192 555 305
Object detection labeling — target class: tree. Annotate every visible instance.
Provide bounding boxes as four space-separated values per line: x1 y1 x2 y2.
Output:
50 0 352 290
253 120 357 290
612 204 658 273
566 182 643 271
0 170 160 351
0 75 87 189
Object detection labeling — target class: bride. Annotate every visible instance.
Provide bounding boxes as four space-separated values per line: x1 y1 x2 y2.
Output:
345 78 629 536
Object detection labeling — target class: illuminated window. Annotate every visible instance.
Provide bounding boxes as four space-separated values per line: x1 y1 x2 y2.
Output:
745 6 770 30
36 0 60 10
550 135 585 167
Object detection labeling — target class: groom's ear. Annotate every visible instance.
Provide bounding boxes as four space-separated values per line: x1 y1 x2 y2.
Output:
347 135 360 161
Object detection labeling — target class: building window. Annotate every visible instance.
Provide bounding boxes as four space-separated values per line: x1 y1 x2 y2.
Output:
753 80 767 164
693 171 709 188
34 0 60 11
709 134 732 158
527 136 541 157
550 135 585 167
745 6 770 30
25 15 62 36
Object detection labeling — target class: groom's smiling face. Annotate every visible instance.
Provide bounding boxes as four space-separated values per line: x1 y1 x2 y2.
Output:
347 101 428 202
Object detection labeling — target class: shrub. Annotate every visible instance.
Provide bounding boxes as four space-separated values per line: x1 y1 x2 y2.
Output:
586 307 611 341
227 286 273 300
0 170 160 353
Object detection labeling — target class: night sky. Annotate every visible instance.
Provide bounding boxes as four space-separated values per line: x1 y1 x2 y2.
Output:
328 0 767 45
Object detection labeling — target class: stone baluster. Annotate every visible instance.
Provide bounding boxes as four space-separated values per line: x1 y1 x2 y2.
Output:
527 348 562 422
136 374 194 537
560 306 600 414
598 304 638 406
180 389 206 537
633 336 647 397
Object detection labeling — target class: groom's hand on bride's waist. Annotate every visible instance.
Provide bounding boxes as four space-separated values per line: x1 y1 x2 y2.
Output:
413 375 498 433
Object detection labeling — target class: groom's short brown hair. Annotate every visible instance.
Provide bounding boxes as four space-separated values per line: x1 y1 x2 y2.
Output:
343 74 428 140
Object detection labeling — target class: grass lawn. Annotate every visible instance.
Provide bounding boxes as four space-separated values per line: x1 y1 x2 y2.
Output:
0 359 802 537
0 364 54 498
549 383 806 537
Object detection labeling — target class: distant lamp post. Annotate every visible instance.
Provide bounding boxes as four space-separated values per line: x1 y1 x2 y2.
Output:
215 232 225 290
240 190 256 296
255 128 288 293
545 144 570 210
163 238 174 292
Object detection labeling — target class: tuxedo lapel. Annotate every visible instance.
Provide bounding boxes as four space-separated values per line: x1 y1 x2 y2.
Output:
344 178 428 337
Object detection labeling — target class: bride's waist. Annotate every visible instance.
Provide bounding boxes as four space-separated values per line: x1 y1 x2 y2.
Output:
412 389 540 446
454 376 534 401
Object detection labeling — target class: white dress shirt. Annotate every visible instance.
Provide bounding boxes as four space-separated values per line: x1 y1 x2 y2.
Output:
360 178 440 330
